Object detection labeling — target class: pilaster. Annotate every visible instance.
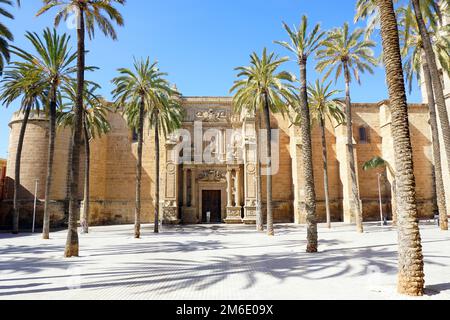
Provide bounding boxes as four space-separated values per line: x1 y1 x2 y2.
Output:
163 140 180 224
335 124 362 223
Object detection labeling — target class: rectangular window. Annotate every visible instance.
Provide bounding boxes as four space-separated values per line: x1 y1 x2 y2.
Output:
359 127 370 144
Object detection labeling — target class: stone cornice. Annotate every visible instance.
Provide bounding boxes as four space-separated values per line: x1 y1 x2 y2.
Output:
353 100 427 109
180 96 233 106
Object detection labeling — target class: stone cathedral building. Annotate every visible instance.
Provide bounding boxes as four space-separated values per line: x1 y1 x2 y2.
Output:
0 93 443 229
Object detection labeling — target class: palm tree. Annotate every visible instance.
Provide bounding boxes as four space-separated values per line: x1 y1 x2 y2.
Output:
12 28 77 239
356 2 450 224
58 81 111 234
362 156 398 224
316 23 377 233
377 0 425 297
307 80 345 229
275 15 325 252
0 63 45 234
0 0 21 74
354 0 438 37
112 58 182 236
148 94 183 234
37 0 125 257
401 6 449 231
411 0 450 232
232 97 264 232
230 49 294 236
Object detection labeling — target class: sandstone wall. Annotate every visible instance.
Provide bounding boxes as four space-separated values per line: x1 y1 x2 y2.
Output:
1 99 436 228
0 112 72 228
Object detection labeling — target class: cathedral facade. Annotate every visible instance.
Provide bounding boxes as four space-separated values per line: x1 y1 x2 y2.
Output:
0 97 437 228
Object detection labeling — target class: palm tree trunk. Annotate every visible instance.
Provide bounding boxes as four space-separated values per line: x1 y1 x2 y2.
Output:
391 178 398 225
263 93 274 236
65 6 85 258
378 0 425 296
135 98 145 239
43 87 57 240
12 105 31 234
422 51 448 230
299 59 318 252
412 0 449 231
320 117 332 229
256 111 264 232
154 112 160 234
81 117 90 234
343 62 363 233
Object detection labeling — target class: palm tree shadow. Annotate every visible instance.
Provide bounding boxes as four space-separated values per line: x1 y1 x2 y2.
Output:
0 241 403 297
425 283 450 296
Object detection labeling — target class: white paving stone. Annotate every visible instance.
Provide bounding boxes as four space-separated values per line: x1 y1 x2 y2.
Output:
0 222 449 300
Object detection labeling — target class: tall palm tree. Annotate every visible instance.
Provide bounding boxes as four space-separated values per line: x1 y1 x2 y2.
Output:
356 2 450 220
58 81 111 234
0 0 21 74
230 49 294 236
354 0 439 37
411 0 450 227
307 80 345 229
12 28 77 239
377 0 425 297
148 93 183 234
0 63 45 234
275 15 325 252
401 6 449 231
316 23 377 233
112 58 182 236
37 0 125 257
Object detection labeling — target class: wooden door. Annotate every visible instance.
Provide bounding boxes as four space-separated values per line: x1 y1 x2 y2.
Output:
202 190 222 223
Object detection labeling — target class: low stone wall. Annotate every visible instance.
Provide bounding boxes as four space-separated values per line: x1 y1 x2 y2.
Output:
87 200 155 226
0 200 66 230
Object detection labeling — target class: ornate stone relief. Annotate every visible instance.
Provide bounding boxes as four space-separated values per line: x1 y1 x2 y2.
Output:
164 200 177 207
163 206 178 223
226 207 242 218
197 169 226 182
195 109 228 122
246 199 257 207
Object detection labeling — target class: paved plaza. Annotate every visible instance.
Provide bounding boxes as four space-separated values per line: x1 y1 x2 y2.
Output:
0 222 449 300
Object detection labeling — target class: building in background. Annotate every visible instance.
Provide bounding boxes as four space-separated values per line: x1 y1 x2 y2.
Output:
0 159 6 201
0 97 436 229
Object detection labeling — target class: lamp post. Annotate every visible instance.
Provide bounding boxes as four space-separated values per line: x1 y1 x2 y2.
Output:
377 173 384 227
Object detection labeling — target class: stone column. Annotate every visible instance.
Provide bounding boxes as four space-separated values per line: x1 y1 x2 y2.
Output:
218 129 223 162
225 167 242 224
226 168 233 208
235 168 242 207
183 168 188 207
191 168 196 208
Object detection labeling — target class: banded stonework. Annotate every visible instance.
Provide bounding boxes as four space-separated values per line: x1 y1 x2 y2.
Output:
0 97 437 228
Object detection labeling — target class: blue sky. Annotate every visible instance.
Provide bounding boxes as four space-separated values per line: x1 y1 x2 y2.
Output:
0 0 423 158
